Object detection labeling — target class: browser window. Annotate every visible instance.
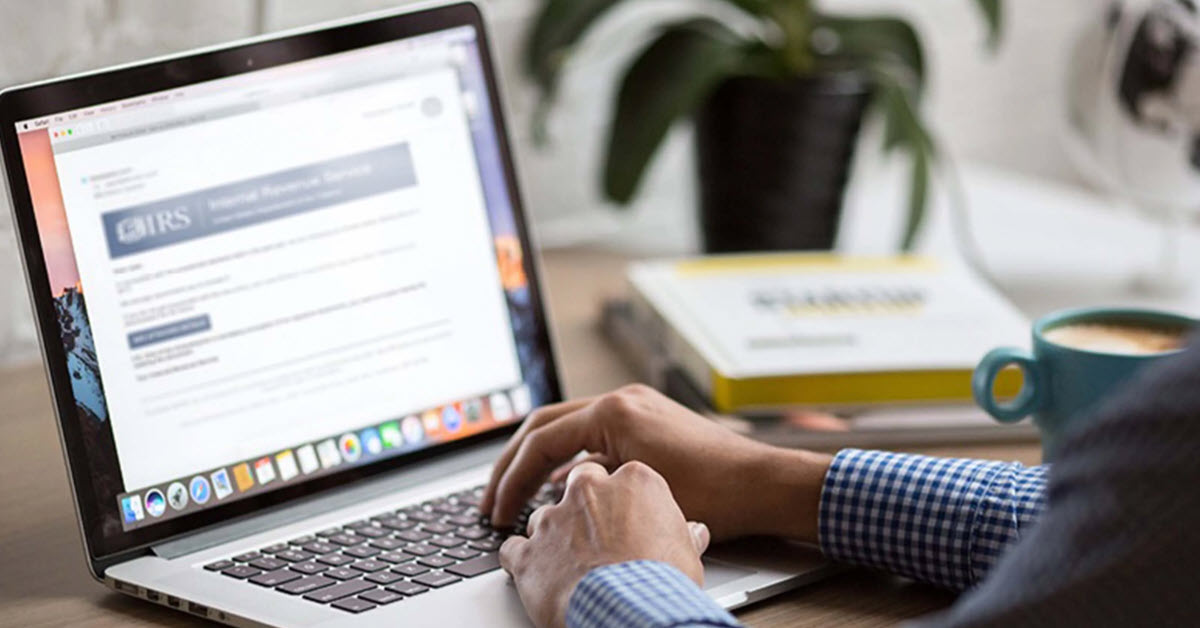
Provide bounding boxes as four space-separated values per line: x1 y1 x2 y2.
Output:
13 25 547 532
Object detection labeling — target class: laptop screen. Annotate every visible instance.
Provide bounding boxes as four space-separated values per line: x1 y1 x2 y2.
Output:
5 11 557 553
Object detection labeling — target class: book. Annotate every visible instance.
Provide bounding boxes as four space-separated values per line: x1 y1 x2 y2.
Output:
600 299 1039 448
626 254 1029 413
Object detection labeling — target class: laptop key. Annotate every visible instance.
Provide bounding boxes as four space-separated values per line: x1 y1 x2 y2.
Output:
378 551 414 564
446 553 501 578
350 560 389 573
385 581 430 597
468 539 502 552
395 530 432 543
302 579 375 603
275 549 313 563
233 552 262 562
430 536 464 549
325 568 361 581
364 571 404 585
412 572 462 588
360 588 405 605
260 543 290 554
434 503 466 515
289 535 317 545
403 543 438 556
249 557 288 571
344 545 380 559
301 541 338 555
407 511 439 523
417 555 455 569
317 553 355 567
221 565 263 579
249 569 302 587
456 527 490 540
391 563 429 577
291 561 329 575
204 560 235 571
447 514 481 527
355 526 388 539
277 575 336 595
370 537 405 551
444 547 481 561
421 522 455 535
344 519 376 531
331 597 377 613
317 528 342 537
377 517 417 531
329 533 364 547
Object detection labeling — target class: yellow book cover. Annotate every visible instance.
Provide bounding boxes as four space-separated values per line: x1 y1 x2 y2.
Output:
626 253 1028 413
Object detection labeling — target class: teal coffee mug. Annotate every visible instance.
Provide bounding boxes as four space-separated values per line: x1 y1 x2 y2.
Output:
973 307 1195 460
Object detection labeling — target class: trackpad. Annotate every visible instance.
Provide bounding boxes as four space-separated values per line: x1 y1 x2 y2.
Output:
701 556 756 590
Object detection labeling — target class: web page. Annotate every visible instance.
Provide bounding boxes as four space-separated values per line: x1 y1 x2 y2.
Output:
50 65 522 491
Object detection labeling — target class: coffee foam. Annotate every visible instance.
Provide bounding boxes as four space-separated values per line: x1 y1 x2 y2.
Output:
1044 323 1185 356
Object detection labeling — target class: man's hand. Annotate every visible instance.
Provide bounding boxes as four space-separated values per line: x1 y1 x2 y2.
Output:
482 384 832 542
499 461 710 628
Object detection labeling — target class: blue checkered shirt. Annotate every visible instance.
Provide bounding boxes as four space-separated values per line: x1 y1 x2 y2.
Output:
566 449 1048 628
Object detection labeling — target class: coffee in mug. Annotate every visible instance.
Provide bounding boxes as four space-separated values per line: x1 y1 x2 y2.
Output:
1043 323 1186 355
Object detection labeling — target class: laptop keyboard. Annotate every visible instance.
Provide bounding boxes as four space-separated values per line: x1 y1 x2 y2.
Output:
203 483 559 614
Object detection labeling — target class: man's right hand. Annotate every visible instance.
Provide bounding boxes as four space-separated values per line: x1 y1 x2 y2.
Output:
481 384 832 542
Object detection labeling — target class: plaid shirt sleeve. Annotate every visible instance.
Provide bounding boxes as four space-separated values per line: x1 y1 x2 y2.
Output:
566 560 741 628
819 448 1048 591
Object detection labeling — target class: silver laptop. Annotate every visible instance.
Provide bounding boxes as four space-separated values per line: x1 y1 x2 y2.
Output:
0 2 831 625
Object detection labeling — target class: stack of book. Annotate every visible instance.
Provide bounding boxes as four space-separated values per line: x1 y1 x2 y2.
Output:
602 253 1039 448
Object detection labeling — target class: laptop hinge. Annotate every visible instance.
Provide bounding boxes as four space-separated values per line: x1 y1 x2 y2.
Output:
151 440 504 560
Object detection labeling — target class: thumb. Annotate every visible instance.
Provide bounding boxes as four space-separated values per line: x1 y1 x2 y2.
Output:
687 521 711 555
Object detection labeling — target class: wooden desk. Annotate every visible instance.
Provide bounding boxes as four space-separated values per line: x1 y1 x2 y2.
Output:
0 248 1041 627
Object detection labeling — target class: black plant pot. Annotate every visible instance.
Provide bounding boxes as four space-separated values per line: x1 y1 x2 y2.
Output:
695 73 872 253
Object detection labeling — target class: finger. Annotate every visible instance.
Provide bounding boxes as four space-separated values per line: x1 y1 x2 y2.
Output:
525 504 552 535
688 521 711 555
498 535 528 575
549 453 614 484
492 407 606 526
565 460 609 489
482 398 593 514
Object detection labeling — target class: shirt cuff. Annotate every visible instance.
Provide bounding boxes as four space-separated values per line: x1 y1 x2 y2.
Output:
818 449 1047 591
566 561 741 628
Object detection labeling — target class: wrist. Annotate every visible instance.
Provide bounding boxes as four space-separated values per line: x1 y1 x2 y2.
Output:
737 446 832 543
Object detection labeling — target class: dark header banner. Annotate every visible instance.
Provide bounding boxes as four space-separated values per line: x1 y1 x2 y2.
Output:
102 143 417 259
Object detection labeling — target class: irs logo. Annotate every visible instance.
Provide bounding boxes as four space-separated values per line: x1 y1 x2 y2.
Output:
115 217 149 244
112 207 192 246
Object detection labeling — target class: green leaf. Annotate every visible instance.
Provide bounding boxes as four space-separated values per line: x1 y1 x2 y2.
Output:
901 142 930 251
873 73 935 250
817 16 924 94
817 16 925 151
973 0 1003 50
604 19 746 204
524 0 628 95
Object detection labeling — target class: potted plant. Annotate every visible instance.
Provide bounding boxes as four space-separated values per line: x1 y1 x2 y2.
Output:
524 0 1003 252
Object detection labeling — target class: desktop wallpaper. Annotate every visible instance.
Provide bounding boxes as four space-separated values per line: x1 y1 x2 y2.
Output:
17 36 553 542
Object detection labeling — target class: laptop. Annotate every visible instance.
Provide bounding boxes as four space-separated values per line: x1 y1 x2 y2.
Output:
0 2 832 625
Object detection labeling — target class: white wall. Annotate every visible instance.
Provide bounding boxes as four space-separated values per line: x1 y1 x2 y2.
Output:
0 0 1101 363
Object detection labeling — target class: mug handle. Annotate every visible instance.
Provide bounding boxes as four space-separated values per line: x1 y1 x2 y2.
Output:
972 347 1045 423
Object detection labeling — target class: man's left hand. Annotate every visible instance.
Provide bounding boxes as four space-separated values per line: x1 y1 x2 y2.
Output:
499 461 711 628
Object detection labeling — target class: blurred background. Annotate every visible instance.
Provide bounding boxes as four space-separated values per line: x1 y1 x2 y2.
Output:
1 0 1197 366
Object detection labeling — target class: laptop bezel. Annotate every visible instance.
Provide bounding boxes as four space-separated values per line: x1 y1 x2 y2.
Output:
0 1 562 576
